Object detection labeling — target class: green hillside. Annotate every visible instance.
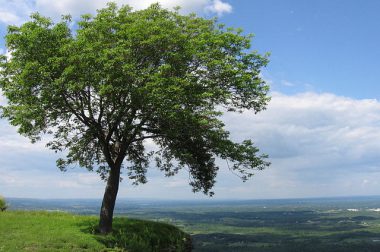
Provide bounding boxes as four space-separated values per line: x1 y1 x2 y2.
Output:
0 211 191 252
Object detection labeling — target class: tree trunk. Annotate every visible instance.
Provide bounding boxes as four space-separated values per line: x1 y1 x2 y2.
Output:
99 165 121 234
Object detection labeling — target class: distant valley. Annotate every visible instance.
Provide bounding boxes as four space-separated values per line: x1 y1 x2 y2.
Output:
6 196 380 251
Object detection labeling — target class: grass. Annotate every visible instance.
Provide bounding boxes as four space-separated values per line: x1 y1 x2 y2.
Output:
0 211 191 252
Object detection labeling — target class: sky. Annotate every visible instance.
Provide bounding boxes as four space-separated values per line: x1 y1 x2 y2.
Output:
1 0 380 200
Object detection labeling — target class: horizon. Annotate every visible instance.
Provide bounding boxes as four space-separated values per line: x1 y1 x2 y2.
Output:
6 194 380 202
1 0 380 200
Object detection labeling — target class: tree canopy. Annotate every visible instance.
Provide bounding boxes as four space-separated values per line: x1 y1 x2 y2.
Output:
0 3 270 233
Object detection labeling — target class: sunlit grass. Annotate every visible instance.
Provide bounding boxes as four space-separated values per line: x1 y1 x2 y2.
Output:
0 211 190 252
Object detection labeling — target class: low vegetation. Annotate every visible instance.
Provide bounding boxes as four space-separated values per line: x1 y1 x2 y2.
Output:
0 211 190 252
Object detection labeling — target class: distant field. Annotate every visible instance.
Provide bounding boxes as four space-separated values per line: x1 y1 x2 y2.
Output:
6 196 380 251
0 211 190 252
167 207 380 252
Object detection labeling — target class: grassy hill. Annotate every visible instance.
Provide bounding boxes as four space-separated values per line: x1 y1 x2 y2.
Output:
0 211 191 252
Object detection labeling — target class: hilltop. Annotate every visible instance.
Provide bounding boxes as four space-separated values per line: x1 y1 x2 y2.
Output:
0 211 191 252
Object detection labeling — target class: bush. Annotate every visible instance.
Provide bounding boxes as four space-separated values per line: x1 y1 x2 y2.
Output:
0 195 7 211
96 218 192 251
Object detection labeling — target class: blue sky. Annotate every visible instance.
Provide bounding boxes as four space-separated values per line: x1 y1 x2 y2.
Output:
222 0 380 99
1 0 380 200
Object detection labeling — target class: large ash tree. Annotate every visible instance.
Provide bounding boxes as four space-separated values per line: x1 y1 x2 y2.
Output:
0 3 270 234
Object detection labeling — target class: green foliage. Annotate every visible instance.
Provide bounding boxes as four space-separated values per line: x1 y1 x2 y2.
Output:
0 196 7 211
0 2 270 195
97 218 191 251
0 211 190 252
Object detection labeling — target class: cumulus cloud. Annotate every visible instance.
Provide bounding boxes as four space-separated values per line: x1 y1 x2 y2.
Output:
0 0 32 25
219 92 380 198
35 0 103 19
0 11 21 24
204 0 232 16
0 0 232 25
2 91 380 199
226 92 380 163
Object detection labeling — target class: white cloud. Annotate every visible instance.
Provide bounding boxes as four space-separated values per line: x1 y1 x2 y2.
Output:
0 11 21 24
57 173 103 189
35 0 232 17
0 0 232 26
125 0 210 12
2 88 380 199
281 80 295 87
204 0 232 16
219 92 380 198
35 0 104 19
0 0 32 25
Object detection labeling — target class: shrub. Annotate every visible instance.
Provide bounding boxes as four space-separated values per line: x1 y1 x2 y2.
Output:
0 195 7 211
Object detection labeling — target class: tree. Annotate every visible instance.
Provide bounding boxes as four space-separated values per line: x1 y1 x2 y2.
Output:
0 3 270 234
0 195 7 211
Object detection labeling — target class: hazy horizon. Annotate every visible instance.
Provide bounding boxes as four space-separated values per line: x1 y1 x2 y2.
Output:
6 194 380 202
